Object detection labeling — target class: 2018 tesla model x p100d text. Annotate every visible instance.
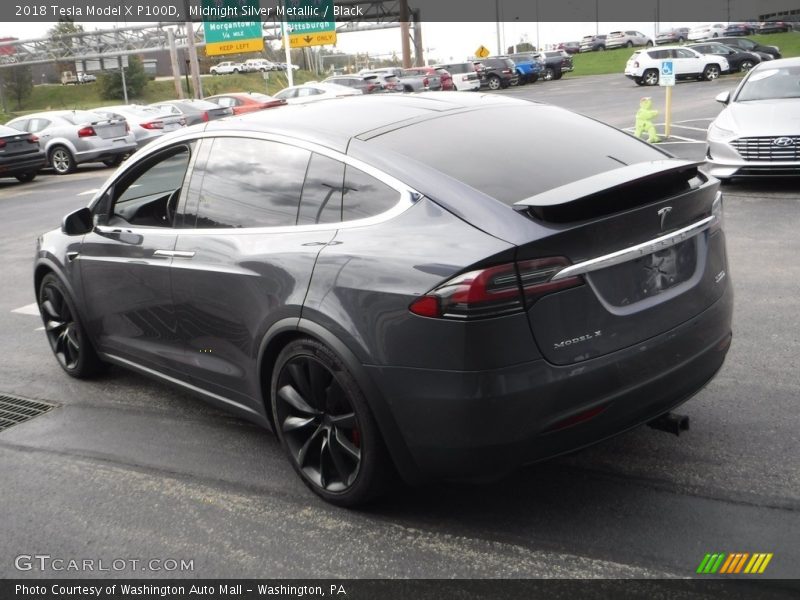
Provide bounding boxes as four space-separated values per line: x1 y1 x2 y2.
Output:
36 94 733 506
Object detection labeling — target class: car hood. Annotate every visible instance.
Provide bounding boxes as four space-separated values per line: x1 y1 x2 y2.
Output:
716 100 800 136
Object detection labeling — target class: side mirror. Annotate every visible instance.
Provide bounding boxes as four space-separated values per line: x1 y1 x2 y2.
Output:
715 91 731 105
61 207 93 236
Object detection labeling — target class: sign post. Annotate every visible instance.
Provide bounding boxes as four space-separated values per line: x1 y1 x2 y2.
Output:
659 60 676 138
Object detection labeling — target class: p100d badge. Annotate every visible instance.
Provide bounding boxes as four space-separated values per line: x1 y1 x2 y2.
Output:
554 331 603 350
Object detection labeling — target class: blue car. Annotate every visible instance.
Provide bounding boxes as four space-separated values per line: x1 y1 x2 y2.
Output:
509 53 545 84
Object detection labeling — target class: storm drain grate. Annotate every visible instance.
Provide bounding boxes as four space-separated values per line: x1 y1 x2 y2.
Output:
0 394 58 433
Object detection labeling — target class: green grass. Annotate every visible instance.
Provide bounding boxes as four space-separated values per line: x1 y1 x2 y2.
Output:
13 69 319 117
564 31 799 79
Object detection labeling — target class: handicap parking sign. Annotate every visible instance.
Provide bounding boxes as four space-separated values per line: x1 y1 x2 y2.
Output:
660 60 676 86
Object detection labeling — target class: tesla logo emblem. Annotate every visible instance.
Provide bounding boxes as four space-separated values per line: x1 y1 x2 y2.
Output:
658 207 673 230
773 137 795 147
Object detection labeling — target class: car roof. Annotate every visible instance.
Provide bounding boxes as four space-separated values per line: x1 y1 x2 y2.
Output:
205 92 524 153
753 56 800 68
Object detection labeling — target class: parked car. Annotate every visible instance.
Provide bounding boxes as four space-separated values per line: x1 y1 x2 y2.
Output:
7 110 136 174
508 53 544 84
434 62 481 91
204 92 286 115
474 57 518 90
707 57 800 179
244 58 279 72
209 61 246 75
655 28 690 45
38 93 732 507
688 42 761 73
580 34 606 52
558 41 581 54
541 51 574 80
723 23 756 36
757 20 792 33
403 66 454 91
688 24 727 41
96 105 187 149
0 123 47 182
148 99 234 126
361 68 430 92
323 75 384 94
715 37 781 60
60 71 95 85
605 30 653 50
273 82 362 104
625 46 730 86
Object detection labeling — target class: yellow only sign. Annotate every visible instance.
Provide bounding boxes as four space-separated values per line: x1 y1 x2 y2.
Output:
287 31 337 48
206 38 264 57
475 45 491 58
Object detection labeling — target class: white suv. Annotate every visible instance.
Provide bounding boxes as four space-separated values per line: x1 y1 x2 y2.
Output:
244 59 278 72
624 46 730 86
209 61 245 75
688 23 727 41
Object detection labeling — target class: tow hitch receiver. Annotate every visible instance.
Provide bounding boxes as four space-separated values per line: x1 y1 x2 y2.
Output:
648 412 690 436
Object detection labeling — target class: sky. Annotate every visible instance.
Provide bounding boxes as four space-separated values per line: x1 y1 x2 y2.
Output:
5 20 704 64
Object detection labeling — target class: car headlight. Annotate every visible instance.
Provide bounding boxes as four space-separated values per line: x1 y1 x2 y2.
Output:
707 122 736 140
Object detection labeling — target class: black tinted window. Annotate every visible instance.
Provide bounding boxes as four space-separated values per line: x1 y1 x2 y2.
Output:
370 104 666 206
195 138 310 228
298 153 344 225
342 167 399 221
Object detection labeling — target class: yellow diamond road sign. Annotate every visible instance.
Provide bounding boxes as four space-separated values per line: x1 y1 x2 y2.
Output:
289 31 337 48
475 45 491 58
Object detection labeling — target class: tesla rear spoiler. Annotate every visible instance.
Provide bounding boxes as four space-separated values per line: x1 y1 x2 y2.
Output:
513 159 704 222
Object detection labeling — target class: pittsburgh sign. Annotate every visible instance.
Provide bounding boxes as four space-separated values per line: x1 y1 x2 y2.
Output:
284 0 337 49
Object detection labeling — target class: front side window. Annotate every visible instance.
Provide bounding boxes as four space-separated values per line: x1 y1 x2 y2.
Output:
109 145 193 227
194 138 310 229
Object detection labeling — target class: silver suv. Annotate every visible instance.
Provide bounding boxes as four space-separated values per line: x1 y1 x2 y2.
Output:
605 30 653 50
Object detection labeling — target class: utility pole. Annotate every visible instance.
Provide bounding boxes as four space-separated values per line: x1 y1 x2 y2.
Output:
185 19 203 98
412 10 424 67
399 0 411 68
167 27 184 99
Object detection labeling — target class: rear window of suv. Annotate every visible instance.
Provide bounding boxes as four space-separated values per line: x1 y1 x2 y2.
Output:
369 104 667 206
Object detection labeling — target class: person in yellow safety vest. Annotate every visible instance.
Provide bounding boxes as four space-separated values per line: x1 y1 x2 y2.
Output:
634 97 661 143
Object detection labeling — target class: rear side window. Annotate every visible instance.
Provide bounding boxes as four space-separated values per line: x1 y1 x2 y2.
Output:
342 167 400 221
194 138 311 229
297 153 344 226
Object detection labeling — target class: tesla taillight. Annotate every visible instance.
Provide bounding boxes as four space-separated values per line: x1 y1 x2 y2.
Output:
140 121 164 130
201 111 210 122
409 258 583 320
77 126 96 137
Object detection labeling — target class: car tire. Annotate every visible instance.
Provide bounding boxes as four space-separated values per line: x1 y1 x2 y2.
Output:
233 69 239 74
271 338 392 507
646 41 653 47
678 36 685 43
626 41 634 48
529 75 538 83
739 60 755 72
553 71 563 80
598 45 605 51
703 64 721 81
643 69 659 86
38 273 105 378
634 77 645 86
49 146 76 175
103 156 124 168
543 67 555 81
487 75 502 90
15 171 37 183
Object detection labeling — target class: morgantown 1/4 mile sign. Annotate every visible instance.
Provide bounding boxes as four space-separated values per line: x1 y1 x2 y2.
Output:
201 0 264 57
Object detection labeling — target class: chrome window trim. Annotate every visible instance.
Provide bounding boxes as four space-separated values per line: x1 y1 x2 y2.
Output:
91 129 421 235
552 215 715 281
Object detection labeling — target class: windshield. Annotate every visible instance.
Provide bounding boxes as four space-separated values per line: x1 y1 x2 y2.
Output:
736 66 800 101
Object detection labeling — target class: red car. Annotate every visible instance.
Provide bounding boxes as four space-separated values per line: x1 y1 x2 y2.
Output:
203 92 286 115
402 66 455 91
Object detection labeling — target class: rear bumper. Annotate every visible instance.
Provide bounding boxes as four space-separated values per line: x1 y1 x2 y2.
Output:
366 283 733 483
0 153 47 175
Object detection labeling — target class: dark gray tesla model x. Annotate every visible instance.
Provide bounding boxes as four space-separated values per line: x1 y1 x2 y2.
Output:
35 93 732 506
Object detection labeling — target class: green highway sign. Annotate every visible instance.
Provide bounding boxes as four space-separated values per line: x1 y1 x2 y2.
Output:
203 0 264 56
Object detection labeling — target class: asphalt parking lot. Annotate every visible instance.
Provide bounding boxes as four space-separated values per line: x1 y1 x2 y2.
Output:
1 74 798 581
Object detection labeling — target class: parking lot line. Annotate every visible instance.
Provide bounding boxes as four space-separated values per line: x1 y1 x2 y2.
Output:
670 124 710 132
11 303 39 316
78 188 99 196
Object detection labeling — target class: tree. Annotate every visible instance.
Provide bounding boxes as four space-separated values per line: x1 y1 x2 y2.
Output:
48 18 84 75
0 65 33 110
97 56 148 101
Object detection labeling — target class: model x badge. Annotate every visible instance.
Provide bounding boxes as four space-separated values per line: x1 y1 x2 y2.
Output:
773 137 795 147
657 206 672 231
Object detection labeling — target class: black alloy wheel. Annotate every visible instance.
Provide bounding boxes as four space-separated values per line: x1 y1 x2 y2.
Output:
704 64 721 81
271 338 390 506
543 67 555 81
38 273 103 377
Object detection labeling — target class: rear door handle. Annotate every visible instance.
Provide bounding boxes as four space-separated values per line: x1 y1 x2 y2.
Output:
153 250 195 259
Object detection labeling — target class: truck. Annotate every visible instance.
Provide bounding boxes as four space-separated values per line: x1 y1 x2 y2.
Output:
61 71 96 85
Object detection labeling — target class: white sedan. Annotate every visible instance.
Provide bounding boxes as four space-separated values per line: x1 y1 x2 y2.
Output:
273 82 362 104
